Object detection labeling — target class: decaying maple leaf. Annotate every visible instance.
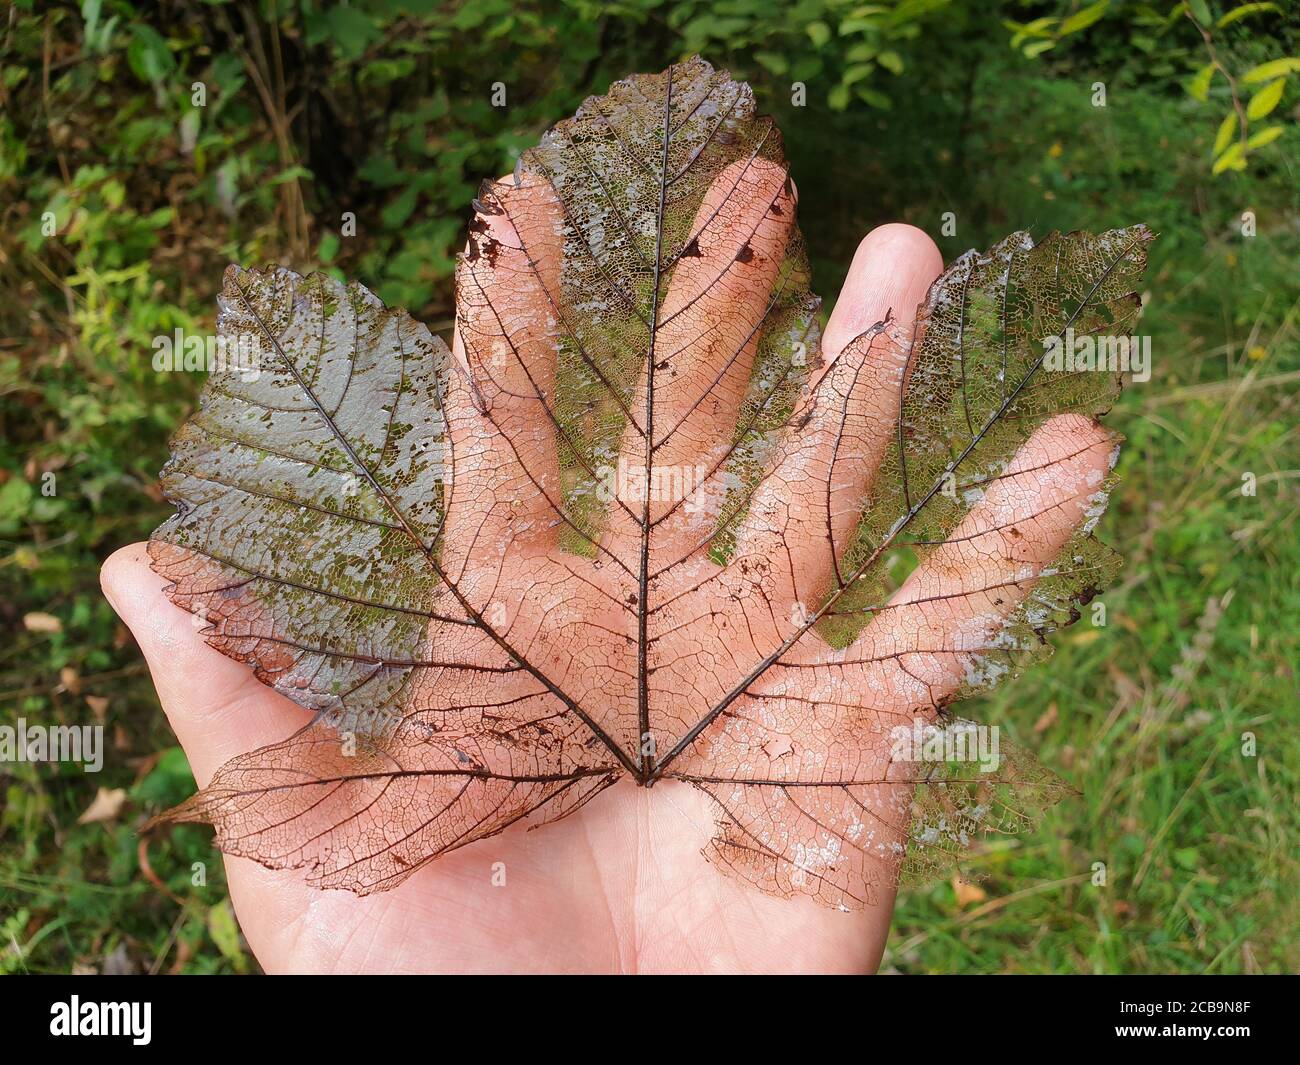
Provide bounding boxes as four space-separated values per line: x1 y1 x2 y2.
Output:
147 56 1152 910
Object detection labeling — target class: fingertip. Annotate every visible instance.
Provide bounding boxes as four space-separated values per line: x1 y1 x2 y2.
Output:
697 156 794 228
100 541 148 610
824 223 944 359
100 541 169 639
1017 413 1117 482
100 541 263 706
854 223 944 278
102 541 306 783
99 541 196 663
1039 411 1113 448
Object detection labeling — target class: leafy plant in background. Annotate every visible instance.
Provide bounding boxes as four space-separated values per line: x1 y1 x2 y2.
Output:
1006 0 1113 56
1008 1 1296 175
1183 2 1297 174
663 0 954 111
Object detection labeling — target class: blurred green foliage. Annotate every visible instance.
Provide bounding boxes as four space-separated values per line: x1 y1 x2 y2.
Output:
1 0 1296 973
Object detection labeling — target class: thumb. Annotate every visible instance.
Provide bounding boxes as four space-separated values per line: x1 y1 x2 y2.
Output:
100 542 306 785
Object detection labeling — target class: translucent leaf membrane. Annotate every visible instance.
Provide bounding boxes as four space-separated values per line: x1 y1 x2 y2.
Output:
824 226 1149 650
662 225 1149 910
152 263 626 886
709 304 822 564
897 720 1077 889
158 722 619 894
510 54 817 552
151 266 451 737
148 56 1153 908
689 722 1073 909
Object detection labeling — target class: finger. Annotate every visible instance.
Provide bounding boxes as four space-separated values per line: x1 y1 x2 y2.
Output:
865 413 1115 708
442 175 567 579
100 543 308 785
735 224 943 608
603 157 795 560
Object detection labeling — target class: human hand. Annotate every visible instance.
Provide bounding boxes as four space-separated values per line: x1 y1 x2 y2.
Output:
103 185 1113 973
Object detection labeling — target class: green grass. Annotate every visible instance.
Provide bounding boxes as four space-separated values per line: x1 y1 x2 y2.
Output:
2 5 1296 974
